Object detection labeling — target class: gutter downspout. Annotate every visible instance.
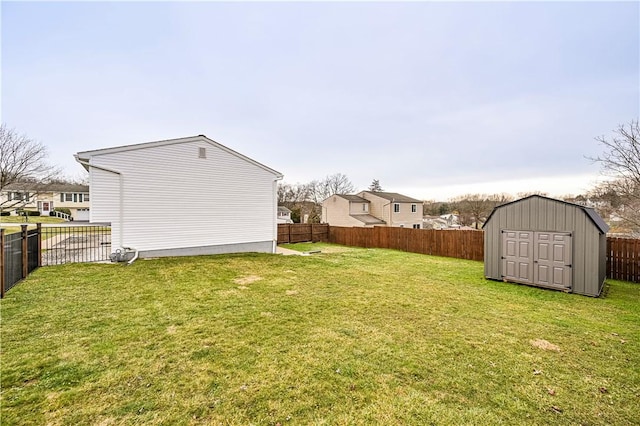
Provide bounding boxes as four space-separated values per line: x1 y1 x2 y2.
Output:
74 156 125 250
273 175 283 253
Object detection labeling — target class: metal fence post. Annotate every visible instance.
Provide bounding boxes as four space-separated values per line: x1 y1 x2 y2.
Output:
37 223 42 268
21 224 28 279
0 228 5 298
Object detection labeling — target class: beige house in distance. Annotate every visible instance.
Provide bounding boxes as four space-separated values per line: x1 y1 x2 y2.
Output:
322 191 423 228
1 183 90 220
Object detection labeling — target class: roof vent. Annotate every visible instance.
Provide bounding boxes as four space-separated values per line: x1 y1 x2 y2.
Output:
198 147 206 158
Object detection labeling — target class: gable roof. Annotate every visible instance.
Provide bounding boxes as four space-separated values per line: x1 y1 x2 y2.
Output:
4 182 89 193
359 191 422 203
483 195 610 234
277 206 292 213
75 135 283 178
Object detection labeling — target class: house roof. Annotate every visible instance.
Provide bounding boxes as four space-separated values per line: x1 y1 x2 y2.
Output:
359 191 422 203
277 206 292 213
4 182 89 193
75 135 283 178
335 194 369 203
483 195 610 234
351 214 386 225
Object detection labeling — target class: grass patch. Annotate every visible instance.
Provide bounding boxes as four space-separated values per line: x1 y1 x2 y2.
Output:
1 244 639 425
1 216 66 234
0 216 66 224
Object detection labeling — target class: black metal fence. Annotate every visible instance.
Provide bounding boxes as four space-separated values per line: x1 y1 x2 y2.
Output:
1 226 41 297
41 225 111 266
1 224 111 297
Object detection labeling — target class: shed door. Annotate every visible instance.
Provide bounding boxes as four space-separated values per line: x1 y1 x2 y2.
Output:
534 232 572 290
502 230 533 284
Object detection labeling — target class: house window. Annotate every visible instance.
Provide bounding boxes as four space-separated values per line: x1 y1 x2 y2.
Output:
411 204 417 213
413 224 421 229
11 192 29 201
84 193 90 201
362 203 368 212
65 193 73 202
394 203 400 213
198 147 206 158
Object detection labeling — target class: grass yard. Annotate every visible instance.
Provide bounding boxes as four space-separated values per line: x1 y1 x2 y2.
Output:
1 244 638 425
1 216 66 235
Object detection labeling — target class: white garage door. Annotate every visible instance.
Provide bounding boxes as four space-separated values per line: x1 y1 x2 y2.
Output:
75 209 90 221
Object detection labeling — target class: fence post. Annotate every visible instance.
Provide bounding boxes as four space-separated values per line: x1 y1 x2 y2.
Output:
37 223 42 268
0 228 5 298
22 224 28 279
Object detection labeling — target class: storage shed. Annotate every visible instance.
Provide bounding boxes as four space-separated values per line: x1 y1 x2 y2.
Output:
483 195 609 296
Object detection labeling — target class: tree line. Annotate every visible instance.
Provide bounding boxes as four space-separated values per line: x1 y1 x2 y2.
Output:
3 120 640 234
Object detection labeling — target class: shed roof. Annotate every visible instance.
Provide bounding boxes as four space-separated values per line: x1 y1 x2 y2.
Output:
75 135 283 178
359 191 422 203
351 214 386 225
483 195 610 234
277 206 292 213
335 194 369 203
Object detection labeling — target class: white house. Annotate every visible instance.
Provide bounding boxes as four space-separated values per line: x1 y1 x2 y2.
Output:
75 135 283 258
277 206 293 224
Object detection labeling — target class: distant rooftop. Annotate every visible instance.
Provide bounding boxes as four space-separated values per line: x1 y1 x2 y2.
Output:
359 191 422 203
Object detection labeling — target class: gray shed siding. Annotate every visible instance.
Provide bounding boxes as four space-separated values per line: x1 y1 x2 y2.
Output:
484 196 606 297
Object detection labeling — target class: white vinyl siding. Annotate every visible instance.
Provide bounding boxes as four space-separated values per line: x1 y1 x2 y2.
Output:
89 167 122 245
88 139 278 252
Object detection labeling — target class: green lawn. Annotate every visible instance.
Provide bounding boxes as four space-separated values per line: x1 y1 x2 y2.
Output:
1 244 638 425
0 216 66 224
1 216 66 235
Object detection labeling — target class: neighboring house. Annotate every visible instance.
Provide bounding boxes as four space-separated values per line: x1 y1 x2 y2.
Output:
0 183 90 220
75 135 283 258
322 191 423 228
422 215 449 230
321 194 386 227
277 206 293 224
424 213 461 230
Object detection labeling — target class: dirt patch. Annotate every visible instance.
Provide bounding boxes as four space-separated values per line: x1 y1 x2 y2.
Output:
167 325 177 334
234 275 262 285
286 290 299 296
530 339 561 352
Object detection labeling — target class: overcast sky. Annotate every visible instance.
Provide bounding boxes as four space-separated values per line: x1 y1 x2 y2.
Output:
2 1 638 200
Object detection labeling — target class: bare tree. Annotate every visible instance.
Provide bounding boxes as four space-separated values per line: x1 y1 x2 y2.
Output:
450 193 512 228
278 173 356 223
309 173 356 203
589 119 640 232
0 124 60 214
516 191 548 199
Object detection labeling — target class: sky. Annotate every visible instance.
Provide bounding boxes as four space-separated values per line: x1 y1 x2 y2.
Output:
1 1 638 200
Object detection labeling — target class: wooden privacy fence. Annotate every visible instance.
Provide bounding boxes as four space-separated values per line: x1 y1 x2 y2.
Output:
277 223 329 244
328 226 485 261
280 225 640 283
607 237 640 283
